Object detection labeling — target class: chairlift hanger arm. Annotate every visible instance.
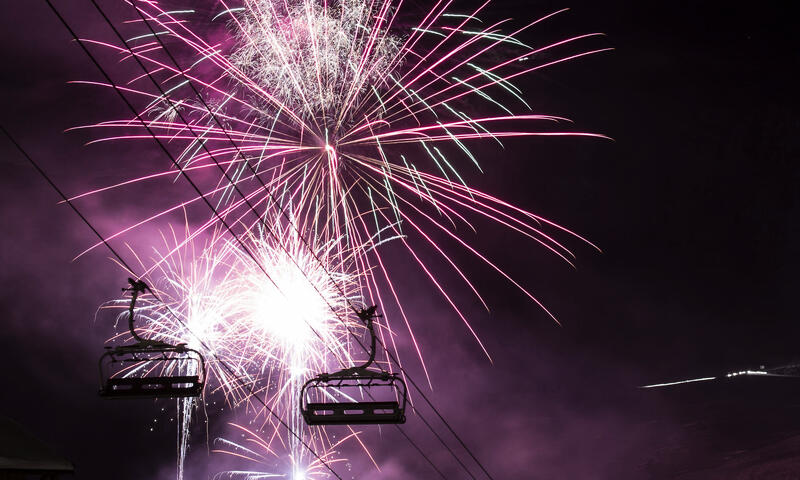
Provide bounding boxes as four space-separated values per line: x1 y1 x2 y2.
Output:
124 278 148 343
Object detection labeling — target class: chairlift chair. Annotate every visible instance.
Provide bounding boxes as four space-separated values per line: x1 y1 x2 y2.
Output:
98 279 206 399
300 306 407 425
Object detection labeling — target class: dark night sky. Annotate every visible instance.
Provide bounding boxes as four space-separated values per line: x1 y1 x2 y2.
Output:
1 1 799 479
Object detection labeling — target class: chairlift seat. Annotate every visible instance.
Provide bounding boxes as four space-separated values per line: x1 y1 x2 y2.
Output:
100 375 202 399
300 371 407 425
98 344 206 399
303 400 405 425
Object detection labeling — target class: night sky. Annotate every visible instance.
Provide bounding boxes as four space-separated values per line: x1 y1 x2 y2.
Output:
2 1 799 479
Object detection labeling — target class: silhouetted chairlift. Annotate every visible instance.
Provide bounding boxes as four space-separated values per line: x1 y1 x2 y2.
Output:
98 278 205 399
300 306 407 425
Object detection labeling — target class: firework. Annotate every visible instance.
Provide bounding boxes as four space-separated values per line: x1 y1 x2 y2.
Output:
77 0 608 476
77 0 606 357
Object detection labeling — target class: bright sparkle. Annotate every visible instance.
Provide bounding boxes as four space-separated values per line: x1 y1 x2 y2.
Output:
230 0 401 119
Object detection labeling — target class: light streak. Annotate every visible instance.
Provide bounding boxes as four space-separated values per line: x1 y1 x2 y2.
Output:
639 377 718 389
641 366 796 389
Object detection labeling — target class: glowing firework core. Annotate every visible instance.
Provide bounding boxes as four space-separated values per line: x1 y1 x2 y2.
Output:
246 251 331 349
221 228 357 372
324 143 339 174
